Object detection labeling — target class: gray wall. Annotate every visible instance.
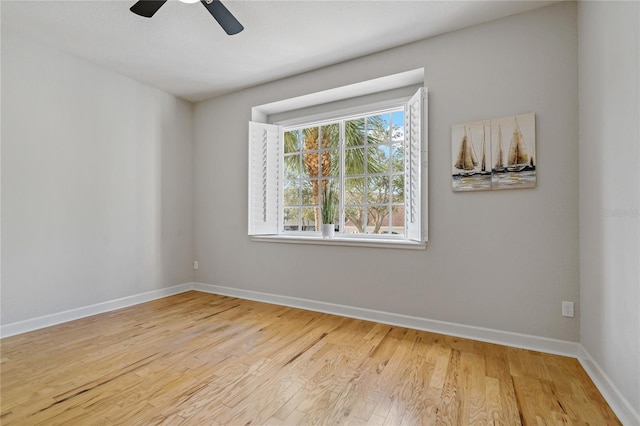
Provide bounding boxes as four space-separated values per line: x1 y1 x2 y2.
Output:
578 1 640 412
1 30 195 324
194 3 580 341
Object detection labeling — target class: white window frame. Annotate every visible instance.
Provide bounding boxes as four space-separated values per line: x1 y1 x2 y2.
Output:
280 106 406 238
248 76 427 249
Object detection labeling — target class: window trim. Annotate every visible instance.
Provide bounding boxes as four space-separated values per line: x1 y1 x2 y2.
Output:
248 72 427 249
251 234 426 250
252 69 424 120
273 98 410 129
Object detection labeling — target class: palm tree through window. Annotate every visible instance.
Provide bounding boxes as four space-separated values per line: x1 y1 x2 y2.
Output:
283 109 405 236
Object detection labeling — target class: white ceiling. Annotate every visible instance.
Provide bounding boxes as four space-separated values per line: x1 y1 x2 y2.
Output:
2 0 557 102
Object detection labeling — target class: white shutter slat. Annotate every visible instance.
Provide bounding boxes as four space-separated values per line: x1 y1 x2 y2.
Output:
248 121 281 235
404 87 424 242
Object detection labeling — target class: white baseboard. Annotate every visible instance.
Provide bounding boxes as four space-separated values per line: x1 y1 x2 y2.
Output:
578 345 640 426
0 283 193 338
192 282 579 358
1 282 578 357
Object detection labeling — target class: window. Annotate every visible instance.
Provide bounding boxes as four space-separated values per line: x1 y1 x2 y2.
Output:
282 110 405 235
249 87 425 246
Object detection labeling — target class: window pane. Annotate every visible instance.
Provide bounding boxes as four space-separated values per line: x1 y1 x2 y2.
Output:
301 180 318 206
367 146 390 174
344 177 364 205
321 123 339 149
392 175 404 203
301 152 319 178
284 130 301 153
366 114 389 145
344 148 365 176
391 206 405 235
391 111 405 143
367 176 389 204
345 118 365 147
320 178 339 199
320 149 340 177
301 207 318 231
392 144 404 173
368 205 390 234
345 207 365 234
283 208 299 231
301 127 319 151
283 180 300 206
284 155 300 180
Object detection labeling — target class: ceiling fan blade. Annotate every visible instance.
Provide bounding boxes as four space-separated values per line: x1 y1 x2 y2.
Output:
130 0 168 18
200 0 244 35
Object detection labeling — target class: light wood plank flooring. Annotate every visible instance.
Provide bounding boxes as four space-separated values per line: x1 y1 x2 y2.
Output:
1 291 620 425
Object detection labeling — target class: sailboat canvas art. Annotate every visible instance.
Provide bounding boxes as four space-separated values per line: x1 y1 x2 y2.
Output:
451 120 492 192
491 113 536 190
452 113 536 192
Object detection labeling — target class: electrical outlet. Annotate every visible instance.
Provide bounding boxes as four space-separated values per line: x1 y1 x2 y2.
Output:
193 260 199 270
562 301 574 317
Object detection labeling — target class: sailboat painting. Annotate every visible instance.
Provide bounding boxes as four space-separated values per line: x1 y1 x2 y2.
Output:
451 120 492 192
452 113 536 192
491 113 536 190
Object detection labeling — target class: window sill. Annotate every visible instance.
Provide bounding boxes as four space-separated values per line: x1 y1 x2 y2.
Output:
251 234 427 250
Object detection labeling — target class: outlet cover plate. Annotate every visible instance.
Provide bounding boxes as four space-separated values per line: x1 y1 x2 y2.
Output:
562 301 574 317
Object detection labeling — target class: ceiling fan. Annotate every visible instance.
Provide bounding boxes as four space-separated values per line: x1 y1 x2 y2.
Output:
130 0 244 35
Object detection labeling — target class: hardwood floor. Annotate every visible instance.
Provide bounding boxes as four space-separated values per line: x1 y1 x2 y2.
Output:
1 291 620 425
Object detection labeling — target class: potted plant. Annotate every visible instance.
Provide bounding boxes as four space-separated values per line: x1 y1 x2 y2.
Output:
321 183 337 238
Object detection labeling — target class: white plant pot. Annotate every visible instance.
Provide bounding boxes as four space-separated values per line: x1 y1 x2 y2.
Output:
321 224 335 239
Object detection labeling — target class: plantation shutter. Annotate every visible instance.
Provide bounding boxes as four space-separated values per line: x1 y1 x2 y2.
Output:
404 87 425 242
248 121 281 235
